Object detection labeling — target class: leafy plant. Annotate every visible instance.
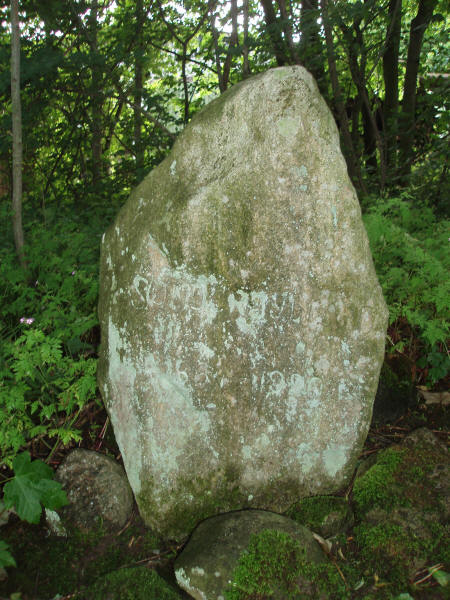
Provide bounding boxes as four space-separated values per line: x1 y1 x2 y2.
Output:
0 209 101 467
0 451 68 569
0 540 16 568
363 196 450 386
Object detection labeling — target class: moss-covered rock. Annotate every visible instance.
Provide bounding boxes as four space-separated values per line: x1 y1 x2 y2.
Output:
79 566 182 599
287 495 354 538
225 529 348 600
174 509 326 599
352 428 449 595
51 449 134 534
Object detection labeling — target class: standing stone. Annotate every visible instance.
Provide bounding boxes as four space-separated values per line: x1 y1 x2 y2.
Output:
98 66 388 540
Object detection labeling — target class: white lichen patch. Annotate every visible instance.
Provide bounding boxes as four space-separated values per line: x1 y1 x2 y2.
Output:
278 116 301 139
45 509 67 537
323 443 348 478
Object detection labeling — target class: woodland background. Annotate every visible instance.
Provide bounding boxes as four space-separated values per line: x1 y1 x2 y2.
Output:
0 0 449 475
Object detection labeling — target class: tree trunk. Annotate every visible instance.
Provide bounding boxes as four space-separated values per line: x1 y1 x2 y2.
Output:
399 0 437 180
134 0 144 181
338 13 387 190
382 0 402 180
259 0 287 66
88 0 103 186
299 0 326 94
276 0 299 63
322 0 366 194
11 0 26 270
209 8 226 93
181 42 190 124
242 0 251 77
222 0 239 90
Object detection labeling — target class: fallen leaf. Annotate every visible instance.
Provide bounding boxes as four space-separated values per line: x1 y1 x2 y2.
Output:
417 389 450 406
313 532 332 554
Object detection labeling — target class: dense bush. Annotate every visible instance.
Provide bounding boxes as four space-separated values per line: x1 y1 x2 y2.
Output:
363 196 449 386
0 206 103 467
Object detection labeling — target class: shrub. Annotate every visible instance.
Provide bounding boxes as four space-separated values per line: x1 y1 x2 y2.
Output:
0 207 101 467
363 196 449 386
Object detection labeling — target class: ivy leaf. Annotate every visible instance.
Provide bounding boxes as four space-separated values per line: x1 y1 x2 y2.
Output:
431 568 449 587
3 452 68 524
0 539 16 568
35 478 69 512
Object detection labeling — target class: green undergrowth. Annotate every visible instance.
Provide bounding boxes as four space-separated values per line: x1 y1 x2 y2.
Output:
0 512 175 598
0 205 109 467
363 195 449 387
78 566 181 599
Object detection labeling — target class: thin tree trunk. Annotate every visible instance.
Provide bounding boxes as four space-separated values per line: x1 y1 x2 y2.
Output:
242 0 251 77
259 0 287 66
382 0 402 179
11 0 26 270
276 0 299 63
222 0 239 90
322 0 366 194
209 9 226 92
338 14 387 190
181 42 190 124
398 0 437 180
134 0 144 180
299 0 326 93
88 0 102 185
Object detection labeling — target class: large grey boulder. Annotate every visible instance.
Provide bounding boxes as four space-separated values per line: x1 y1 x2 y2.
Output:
98 66 388 540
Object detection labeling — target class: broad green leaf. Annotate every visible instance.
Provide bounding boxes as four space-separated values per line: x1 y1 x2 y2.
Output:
12 451 52 481
3 474 43 523
3 452 68 523
431 568 449 587
34 478 69 512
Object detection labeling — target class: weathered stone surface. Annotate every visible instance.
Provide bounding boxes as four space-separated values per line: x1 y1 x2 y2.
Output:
98 65 388 540
174 510 325 600
53 449 133 533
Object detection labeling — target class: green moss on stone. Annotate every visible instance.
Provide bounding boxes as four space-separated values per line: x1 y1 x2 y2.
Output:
137 469 244 540
224 529 349 600
286 495 353 537
352 447 407 517
354 522 420 592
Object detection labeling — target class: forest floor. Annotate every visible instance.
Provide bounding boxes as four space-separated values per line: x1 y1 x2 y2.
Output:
0 392 448 600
